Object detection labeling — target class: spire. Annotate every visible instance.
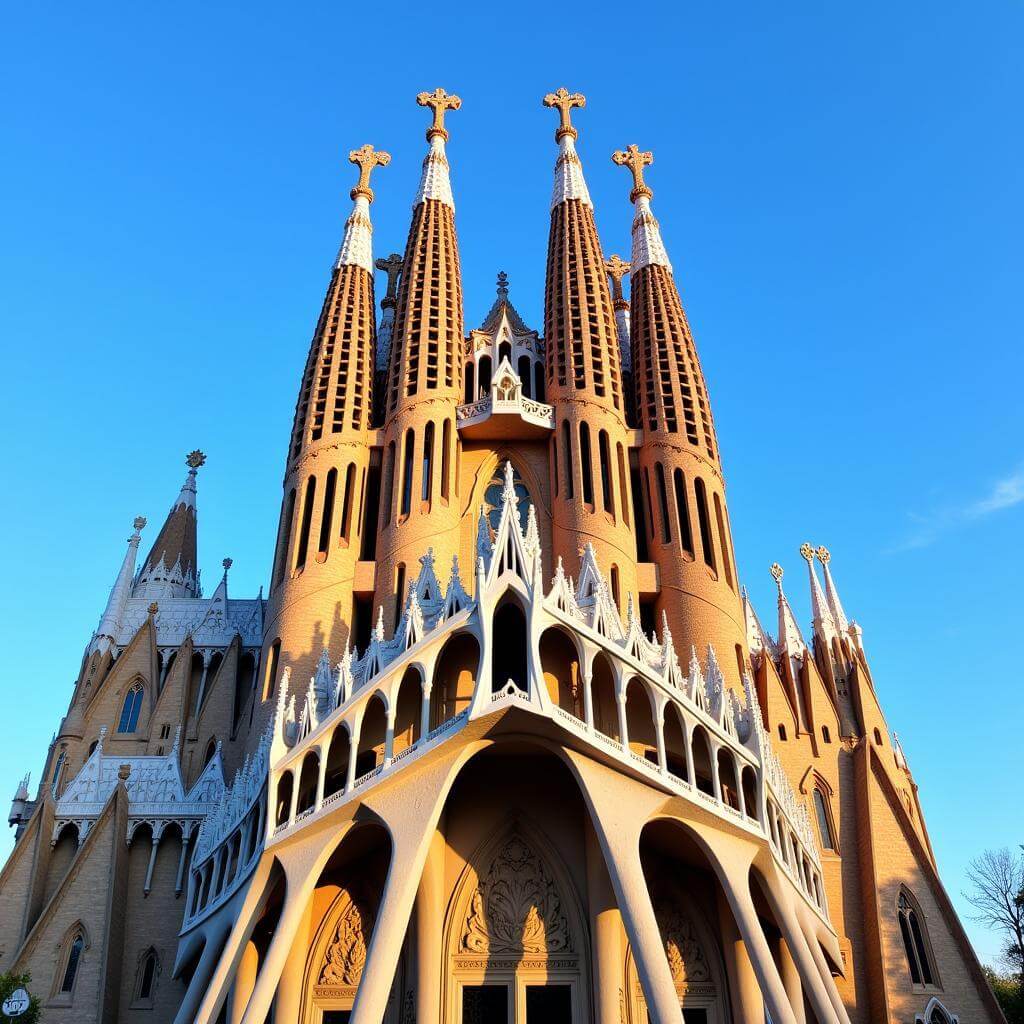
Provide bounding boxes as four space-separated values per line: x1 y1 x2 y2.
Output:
374 253 403 375
815 546 851 635
91 516 146 653
605 254 632 372
612 144 672 274
770 562 806 655
800 541 837 644
479 271 531 335
742 586 776 659
335 144 390 273
135 452 204 600
544 88 592 209
413 88 460 209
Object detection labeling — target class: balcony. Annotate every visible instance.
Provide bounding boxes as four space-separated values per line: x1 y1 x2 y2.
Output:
457 362 554 440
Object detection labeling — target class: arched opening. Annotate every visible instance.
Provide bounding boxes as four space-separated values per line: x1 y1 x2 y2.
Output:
295 474 317 571
317 467 337 559
262 639 281 701
118 682 144 733
339 462 356 543
539 627 582 718
694 477 717 572
478 354 492 395
275 771 293 827
591 653 619 741
517 354 531 396
624 678 658 763
464 361 475 404
187 653 204 716
355 694 388 778
691 725 714 796
813 787 837 850
673 467 694 556
234 652 257 731
58 927 86 995
560 420 574 499
492 599 528 693
297 750 319 815
392 667 422 755
579 422 595 507
272 487 296 588
717 748 741 811
203 737 217 768
663 704 689 782
741 765 759 822
441 420 452 502
713 493 734 589
382 440 396 525
898 888 937 987
534 362 545 402
135 947 159 1004
400 429 415 518
421 421 435 507
44 824 79 907
430 632 480 728
324 726 351 798
498 339 512 364
617 442 631 527
655 462 672 544
598 429 613 513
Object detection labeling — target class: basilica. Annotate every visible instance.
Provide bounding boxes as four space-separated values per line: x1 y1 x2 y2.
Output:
0 88 1004 1024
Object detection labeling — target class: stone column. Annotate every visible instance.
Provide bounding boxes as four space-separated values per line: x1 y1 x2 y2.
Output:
175 833 191 896
143 835 160 896
273 897 313 1021
715 887 765 1024
777 936 806 1024
414 829 445 1023
229 941 259 1024
585 817 623 1024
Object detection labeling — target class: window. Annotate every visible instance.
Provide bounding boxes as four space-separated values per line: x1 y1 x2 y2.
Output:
317 467 337 559
654 463 671 544
579 422 594 506
441 420 451 501
874 727 884 745
204 738 217 767
294 475 317 571
483 465 533 535
339 463 355 543
813 787 837 850
421 422 435 505
898 889 936 987
400 429 415 517
382 441 396 526
714 492 734 589
822 725 832 743
118 683 144 733
59 929 85 994
617 443 630 527
673 468 694 556
598 429 613 513
263 639 281 701
778 723 787 741
560 421 574 499
694 477 717 571
134 948 159 1004
394 563 406 623
272 487 296 588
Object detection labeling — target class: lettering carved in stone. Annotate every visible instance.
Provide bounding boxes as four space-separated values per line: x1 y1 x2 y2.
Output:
319 897 374 986
653 901 710 984
461 833 572 954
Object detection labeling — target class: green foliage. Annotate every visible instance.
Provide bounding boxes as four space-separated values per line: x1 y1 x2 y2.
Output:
0 972 41 1024
985 966 1024 1024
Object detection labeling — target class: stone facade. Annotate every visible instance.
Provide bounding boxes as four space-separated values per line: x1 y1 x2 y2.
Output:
0 88 1004 1024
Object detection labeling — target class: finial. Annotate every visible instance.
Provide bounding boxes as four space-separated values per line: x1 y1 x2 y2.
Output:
612 144 654 203
605 254 631 306
417 88 462 141
375 253 403 305
222 557 232 580
815 545 831 565
799 542 815 563
348 144 391 203
496 270 509 298
133 516 147 533
543 88 586 141
148 601 159 616
186 450 206 470
770 563 784 587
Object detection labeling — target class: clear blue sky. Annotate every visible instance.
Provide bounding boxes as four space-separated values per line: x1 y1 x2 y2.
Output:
1 1 1021 967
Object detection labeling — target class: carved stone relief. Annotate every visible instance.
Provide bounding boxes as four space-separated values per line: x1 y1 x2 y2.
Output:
652 899 711 985
319 895 375 986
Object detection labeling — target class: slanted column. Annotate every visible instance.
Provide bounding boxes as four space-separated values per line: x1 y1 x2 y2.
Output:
384 708 396 764
710 744 723 803
715 887 766 1023
175 832 191 896
777 937 807 1024
414 830 445 1023
420 684 432 738
274 898 313 1022
346 734 358 790
228 941 259 1024
616 693 628 750
197 650 211 709
316 746 329 810
654 696 668 772
585 818 622 1024
683 723 696 788
143 835 161 896
173 919 231 1024
582 666 594 729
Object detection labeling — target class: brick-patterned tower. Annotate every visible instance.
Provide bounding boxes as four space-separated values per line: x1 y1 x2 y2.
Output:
375 89 464 631
263 144 390 698
542 89 638 608
613 144 746 681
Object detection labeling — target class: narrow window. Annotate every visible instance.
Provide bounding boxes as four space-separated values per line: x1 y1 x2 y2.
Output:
822 725 832 743
714 493 734 589
534 362 545 402
394 563 406 623
897 891 935 986
262 640 281 701
352 595 372 653
672 468 694 555
579 422 594 506
813 788 836 850
561 421 574 499
441 420 451 502
118 683 144 733
464 361 475 403
654 463 672 544
598 430 613 513
317 468 337 559
360 462 381 559
272 488 296 588
382 441 396 526
60 932 85 993
610 565 620 611
400 429 415 518
479 355 492 394
617 443 630 527
518 355 531 397
874 727 884 745
138 949 157 1000
630 467 649 561
421 422 434 506
778 723 787 741
694 477 716 571
339 463 356 543
294 475 317 571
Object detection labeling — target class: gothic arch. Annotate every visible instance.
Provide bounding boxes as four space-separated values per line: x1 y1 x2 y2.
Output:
442 815 591 1023
916 997 959 1024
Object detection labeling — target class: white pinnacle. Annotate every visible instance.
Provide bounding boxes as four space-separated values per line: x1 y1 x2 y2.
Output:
414 134 455 210
550 134 592 210
630 195 672 273
335 195 374 273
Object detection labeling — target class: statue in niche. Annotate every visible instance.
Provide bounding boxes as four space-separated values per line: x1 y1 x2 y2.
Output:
462 832 572 954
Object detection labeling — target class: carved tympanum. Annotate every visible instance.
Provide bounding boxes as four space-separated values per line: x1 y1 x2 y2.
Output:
319 896 374 985
653 900 710 984
461 833 572 954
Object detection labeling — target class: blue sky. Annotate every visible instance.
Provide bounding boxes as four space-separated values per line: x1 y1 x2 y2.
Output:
1 2 1021 967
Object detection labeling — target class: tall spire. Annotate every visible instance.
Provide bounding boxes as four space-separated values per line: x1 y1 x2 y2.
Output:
612 144 671 272
91 516 146 654
544 88 592 209
413 88 460 208
335 144 390 272
605 254 632 373
800 541 837 644
816 546 851 635
374 253 403 375
135 452 204 599
771 562 806 655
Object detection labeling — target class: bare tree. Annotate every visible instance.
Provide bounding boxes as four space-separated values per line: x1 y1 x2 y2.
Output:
965 846 1024 978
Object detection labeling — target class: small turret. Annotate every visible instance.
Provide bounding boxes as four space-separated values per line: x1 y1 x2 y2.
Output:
816 545 863 651
771 562 806 657
8 773 33 839
800 541 837 646
90 515 146 654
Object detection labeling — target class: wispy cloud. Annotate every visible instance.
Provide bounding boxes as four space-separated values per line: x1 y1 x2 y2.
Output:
890 463 1024 552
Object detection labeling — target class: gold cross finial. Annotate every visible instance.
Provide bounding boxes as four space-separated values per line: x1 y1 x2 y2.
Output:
770 562 784 587
815 545 831 566
543 88 586 141
186 450 206 470
799 542 815 563
348 144 391 203
605 254 631 304
612 144 654 203
375 253 404 305
416 88 462 141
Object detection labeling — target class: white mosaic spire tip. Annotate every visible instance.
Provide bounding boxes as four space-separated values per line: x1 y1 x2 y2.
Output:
335 195 374 273
414 135 455 210
630 196 672 273
550 134 592 210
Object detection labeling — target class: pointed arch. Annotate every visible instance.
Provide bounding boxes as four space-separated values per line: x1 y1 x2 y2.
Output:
53 920 90 999
117 680 145 733
539 626 583 718
898 885 939 988
132 945 161 1006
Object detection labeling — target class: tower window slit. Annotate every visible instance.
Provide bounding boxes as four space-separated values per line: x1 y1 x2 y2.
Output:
579 422 594 507
654 463 672 544
694 477 717 571
421 421 434 506
630 466 650 562
400 429 415 518
360 462 380 559
598 429 613 514
617 442 630 527
561 421 574 500
340 463 356 542
441 420 451 502
272 488 296 589
714 492 734 589
394 563 406 624
382 441 396 527
294 475 317 571
672 467 694 556
317 468 337 559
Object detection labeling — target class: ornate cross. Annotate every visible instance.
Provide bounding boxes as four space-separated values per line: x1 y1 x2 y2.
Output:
375 253 404 304
612 144 654 203
348 144 391 203
816 545 831 565
605 254 631 304
186 450 206 469
543 88 586 140
496 270 509 297
799 542 815 563
417 88 462 141
770 562 784 586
